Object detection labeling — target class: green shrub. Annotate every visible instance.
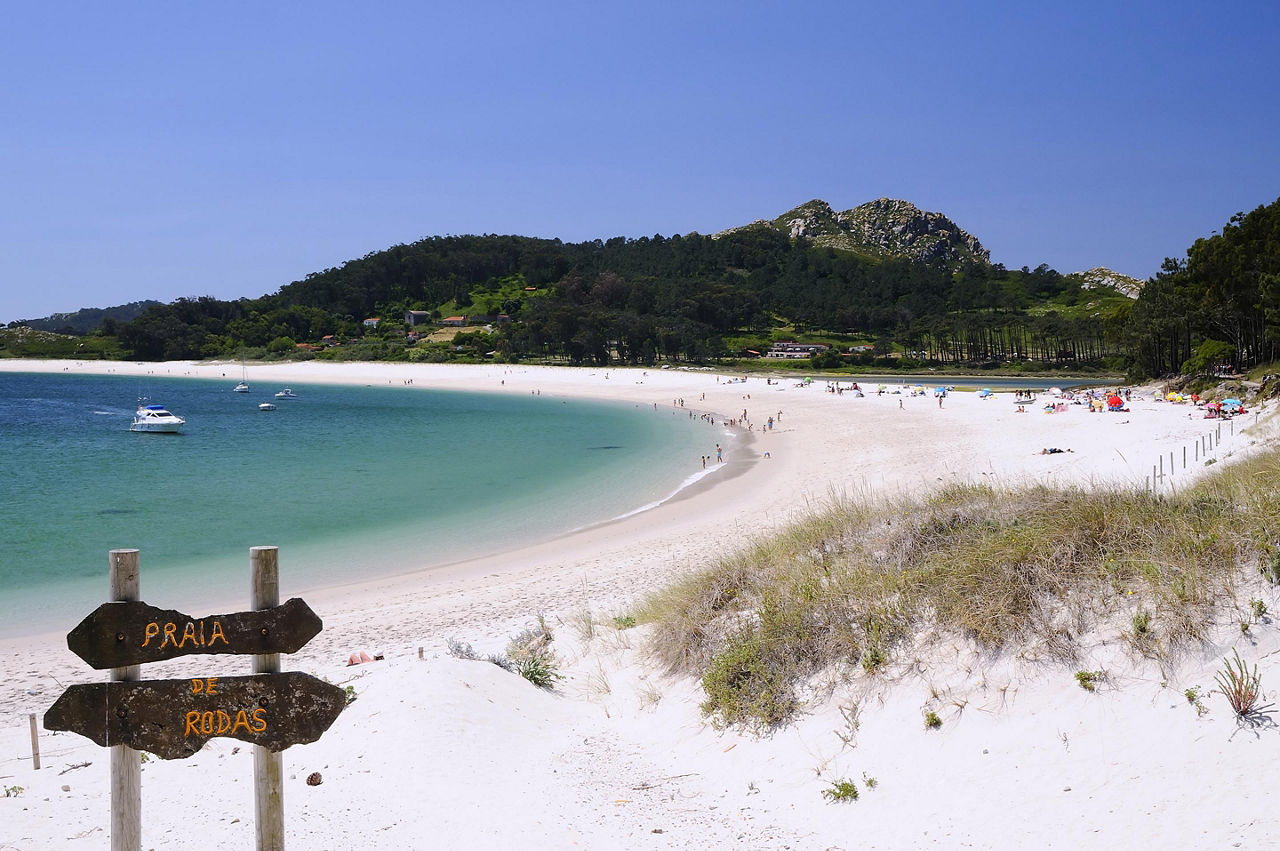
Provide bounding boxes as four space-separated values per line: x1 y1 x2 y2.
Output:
700 628 797 732
924 711 942 730
821 779 859 802
1075 670 1104 692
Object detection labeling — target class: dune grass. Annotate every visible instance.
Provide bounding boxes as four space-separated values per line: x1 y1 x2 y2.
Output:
640 445 1280 732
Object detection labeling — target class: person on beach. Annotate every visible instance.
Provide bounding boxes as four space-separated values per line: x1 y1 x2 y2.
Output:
716 443 722 462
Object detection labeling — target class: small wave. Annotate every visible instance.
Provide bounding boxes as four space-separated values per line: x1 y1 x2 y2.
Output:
588 445 623 450
611 467 715 522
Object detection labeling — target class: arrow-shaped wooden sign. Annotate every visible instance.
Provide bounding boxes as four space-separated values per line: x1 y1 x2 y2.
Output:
65 597 323 669
44 672 346 760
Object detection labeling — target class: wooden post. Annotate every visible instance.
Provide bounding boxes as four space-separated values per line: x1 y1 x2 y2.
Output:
29 713 40 770
1183 445 1187 469
109 549 141 851
252 547 285 851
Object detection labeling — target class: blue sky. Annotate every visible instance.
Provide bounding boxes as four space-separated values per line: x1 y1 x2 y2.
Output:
2 1 1277 323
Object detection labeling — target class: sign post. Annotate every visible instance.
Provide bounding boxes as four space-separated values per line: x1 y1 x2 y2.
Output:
45 547 344 851
109 549 141 851
252 546 285 851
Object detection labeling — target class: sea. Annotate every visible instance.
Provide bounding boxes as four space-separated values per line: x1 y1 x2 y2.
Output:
0 371 722 639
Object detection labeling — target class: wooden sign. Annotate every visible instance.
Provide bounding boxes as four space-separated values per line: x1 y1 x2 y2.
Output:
65 597 323 669
44 672 346 760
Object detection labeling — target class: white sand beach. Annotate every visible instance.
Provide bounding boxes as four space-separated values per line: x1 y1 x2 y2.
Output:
2 360 1277 849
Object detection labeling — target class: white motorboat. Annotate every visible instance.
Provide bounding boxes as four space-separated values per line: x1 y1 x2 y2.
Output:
274 388 299 399
258 402 277 411
130 403 185 433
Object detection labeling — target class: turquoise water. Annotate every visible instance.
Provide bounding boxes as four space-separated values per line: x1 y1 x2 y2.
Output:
0 372 719 638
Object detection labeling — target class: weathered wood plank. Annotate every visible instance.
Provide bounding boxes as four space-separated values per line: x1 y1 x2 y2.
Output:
44 672 346 760
65 597 323 669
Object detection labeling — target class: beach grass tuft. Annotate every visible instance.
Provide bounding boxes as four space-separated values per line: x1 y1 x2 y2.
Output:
1215 649 1263 717
642 446 1280 731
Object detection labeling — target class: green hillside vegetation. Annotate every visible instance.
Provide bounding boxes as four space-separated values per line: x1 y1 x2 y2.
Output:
6 300 160 336
0 326 124 359
8 195 1279 381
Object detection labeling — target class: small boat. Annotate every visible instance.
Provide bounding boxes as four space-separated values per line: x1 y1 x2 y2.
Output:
130 402 185 433
258 402 277 411
274 389 299 399
232 350 249 391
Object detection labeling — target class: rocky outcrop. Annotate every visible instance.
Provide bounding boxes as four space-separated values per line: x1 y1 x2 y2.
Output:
1073 267 1143 298
718 198 990 266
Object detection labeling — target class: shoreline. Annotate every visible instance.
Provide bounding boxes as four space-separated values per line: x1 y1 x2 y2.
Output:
3 358 1277 848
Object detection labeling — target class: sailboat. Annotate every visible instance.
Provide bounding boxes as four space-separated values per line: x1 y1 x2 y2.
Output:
233 356 249 393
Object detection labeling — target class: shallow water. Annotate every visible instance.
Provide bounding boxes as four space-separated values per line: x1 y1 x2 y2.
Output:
0 372 721 637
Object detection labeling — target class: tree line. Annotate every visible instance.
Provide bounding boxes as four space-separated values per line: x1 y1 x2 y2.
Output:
50 195 1280 377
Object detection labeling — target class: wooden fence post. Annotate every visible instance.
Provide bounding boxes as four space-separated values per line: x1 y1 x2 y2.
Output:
252 546 285 851
29 714 40 770
109 549 141 851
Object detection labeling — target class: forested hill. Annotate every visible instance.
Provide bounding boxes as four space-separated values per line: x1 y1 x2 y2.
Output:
12 195 1280 380
141 218 1129 367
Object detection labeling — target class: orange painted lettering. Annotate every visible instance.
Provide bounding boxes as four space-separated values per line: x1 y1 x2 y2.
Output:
208 620 228 647
251 707 267 733
184 711 200 736
216 710 232 734
200 711 215 735
231 710 254 735
180 622 198 648
205 677 217 695
141 622 159 647
161 623 178 649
